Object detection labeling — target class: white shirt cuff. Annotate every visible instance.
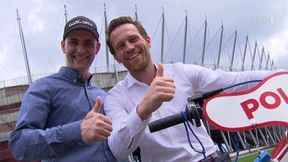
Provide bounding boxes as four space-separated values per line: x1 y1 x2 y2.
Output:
127 108 151 136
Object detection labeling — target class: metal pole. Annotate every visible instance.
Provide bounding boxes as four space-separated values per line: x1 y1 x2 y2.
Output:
160 7 165 63
258 47 264 70
250 41 257 70
201 17 207 66
16 9 32 85
64 4 68 23
104 4 110 72
134 4 138 21
241 36 248 71
265 54 270 70
216 23 223 69
230 30 237 71
182 11 188 64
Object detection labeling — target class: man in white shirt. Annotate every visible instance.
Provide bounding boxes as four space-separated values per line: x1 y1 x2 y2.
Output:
105 16 277 162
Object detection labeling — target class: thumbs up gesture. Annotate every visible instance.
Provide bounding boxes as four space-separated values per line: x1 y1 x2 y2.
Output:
156 63 164 77
137 64 176 120
81 96 112 144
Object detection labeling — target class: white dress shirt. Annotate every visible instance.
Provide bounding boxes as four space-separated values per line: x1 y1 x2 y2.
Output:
106 63 275 162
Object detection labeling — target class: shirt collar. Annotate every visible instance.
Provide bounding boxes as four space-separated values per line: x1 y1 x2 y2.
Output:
58 66 92 85
126 73 141 88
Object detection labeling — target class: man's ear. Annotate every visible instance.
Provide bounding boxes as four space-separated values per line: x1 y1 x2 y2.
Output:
95 42 101 55
145 36 152 48
61 40 65 53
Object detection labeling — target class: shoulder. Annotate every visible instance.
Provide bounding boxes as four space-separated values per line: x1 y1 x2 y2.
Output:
107 79 126 94
26 73 61 94
162 62 207 75
29 75 53 88
106 76 130 102
163 62 205 70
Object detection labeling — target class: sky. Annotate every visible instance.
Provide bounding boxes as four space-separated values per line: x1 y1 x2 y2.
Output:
0 0 288 84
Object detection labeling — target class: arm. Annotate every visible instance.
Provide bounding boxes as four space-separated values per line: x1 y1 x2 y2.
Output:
106 64 176 160
184 64 282 92
106 96 149 160
9 83 83 160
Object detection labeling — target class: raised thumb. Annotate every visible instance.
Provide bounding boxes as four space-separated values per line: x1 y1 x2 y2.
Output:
156 64 164 77
91 96 102 113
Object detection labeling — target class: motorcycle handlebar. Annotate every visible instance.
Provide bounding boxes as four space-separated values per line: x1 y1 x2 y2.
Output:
148 113 184 133
148 102 203 133
148 89 222 133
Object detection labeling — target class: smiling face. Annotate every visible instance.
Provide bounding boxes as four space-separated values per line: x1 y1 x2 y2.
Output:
61 29 100 78
109 23 152 74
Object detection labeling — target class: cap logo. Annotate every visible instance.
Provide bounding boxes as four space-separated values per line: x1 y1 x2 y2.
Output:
63 16 99 40
68 19 93 28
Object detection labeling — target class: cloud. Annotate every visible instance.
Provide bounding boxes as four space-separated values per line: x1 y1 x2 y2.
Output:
0 42 26 81
0 43 9 65
264 27 288 63
27 1 45 32
1 0 288 81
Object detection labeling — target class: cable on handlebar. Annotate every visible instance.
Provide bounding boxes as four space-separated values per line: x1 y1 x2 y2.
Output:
181 111 207 159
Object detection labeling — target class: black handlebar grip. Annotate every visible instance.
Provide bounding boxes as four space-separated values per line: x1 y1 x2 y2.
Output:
148 113 184 133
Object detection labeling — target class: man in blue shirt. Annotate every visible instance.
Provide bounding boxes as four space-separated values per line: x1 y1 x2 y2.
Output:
9 16 117 162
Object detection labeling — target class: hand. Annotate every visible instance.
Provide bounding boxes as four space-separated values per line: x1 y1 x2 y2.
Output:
81 97 112 144
137 64 176 120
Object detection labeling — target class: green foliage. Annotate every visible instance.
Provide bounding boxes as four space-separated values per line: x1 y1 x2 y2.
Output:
232 148 273 162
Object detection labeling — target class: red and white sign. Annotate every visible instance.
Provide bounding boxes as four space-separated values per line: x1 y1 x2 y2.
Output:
271 131 288 162
203 72 288 131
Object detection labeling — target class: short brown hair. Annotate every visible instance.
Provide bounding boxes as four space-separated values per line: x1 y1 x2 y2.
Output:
106 16 148 55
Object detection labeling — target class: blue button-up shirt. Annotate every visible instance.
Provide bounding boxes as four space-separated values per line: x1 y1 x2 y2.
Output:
9 67 118 162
